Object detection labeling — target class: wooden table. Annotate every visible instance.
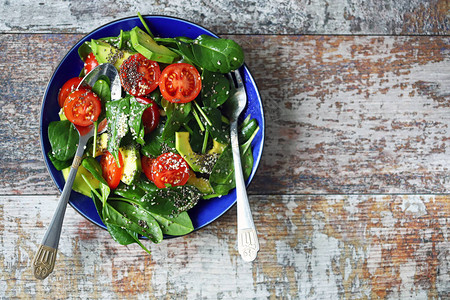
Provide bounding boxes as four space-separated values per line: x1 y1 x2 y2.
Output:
1 1 449 299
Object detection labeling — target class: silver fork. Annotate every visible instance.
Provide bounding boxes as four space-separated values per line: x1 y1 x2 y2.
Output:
32 63 120 279
228 69 259 262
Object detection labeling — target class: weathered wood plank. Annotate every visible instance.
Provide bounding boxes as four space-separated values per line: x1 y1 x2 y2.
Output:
1 195 448 298
0 0 448 35
245 35 450 194
1 34 449 195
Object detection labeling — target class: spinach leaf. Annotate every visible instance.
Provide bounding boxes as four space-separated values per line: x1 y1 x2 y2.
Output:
155 211 193 236
78 41 92 62
106 97 130 164
141 125 175 158
81 157 110 206
129 96 150 145
202 107 230 144
209 145 234 185
201 70 231 108
119 196 194 236
105 223 138 245
162 102 192 141
135 176 159 193
114 182 146 200
107 208 153 253
142 185 201 215
191 35 244 73
100 199 152 253
113 178 194 235
47 151 72 171
92 79 111 103
209 123 259 195
239 117 258 142
48 120 78 161
185 118 204 153
148 89 162 106
106 200 163 243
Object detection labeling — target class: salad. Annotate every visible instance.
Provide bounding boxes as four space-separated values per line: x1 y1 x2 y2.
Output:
47 15 260 253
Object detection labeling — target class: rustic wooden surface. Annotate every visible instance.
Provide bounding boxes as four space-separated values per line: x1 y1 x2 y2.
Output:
0 0 448 35
1 1 449 299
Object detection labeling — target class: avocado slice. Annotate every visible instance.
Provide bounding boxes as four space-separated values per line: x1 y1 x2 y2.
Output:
130 27 179 64
119 144 142 185
62 165 100 197
90 39 134 69
175 132 224 174
208 140 227 155
187 171 214 194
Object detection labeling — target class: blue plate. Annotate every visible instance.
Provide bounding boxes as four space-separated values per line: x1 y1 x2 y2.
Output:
40 15 265 234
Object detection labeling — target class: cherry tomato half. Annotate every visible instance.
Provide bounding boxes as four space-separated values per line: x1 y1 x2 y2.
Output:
143 152 190 189
159 63 202 103
58 77 83 108
100 151 124 189
120 53 161 96
63 88 101 127
84 52 99 74
135 97 160 134
141 155 154 183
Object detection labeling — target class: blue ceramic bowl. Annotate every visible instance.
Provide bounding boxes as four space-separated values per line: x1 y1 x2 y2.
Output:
40 15 264 234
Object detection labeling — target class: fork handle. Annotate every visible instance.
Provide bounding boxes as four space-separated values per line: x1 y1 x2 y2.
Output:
32 158 80 279
230 121 260 262
32 135 88 279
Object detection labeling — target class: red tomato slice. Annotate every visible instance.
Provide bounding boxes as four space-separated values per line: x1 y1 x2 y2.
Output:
58 77 83 108
159 63 202 103
141 155 154 182
135 97 160 134
120 53 161 96
84 52 99 74
101 151 124 189
149 152 190 189
63 88 101 127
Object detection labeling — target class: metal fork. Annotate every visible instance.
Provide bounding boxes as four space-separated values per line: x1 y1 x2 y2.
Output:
32 63 120 279
228 69 259 262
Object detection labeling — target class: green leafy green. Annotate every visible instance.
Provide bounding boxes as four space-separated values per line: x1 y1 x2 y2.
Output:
48 120 78 161
128 97 150 145
92 79 111 103
106 97 130 164
77 41 92 62
105 95 150 161
162 102 192 140
239 116 258 142
47 151 72 171
201 107 230 144
209 122 259 195
107 200 163 243
201 70 231 108
137 12 154 38
191 35 244 73
156 35 243 73
141 125 175 158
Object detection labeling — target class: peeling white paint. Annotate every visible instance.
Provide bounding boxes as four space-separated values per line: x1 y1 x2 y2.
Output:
401 196 428 217
399 259 416 297
367 243 382 276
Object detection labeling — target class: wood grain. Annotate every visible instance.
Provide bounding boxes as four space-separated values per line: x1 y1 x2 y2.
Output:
0 34 449 195
0 0 448 35
1 195 448 299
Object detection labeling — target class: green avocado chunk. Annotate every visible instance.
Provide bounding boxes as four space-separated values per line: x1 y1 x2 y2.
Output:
62 165 100 197
119 145 142 185
90 39 134 69
129 27 179 64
